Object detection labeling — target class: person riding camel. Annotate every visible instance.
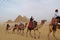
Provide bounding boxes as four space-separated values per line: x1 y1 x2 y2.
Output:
48 9 60 38
51 9 60 31
19 19 24 29
28 16 34 30
20 19 23 26
54 9 60 25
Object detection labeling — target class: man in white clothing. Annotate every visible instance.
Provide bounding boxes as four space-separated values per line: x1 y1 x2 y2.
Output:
54 9 60 25
54 9 59 18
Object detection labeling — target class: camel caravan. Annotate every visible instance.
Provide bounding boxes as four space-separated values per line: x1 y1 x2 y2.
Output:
5 16 47 39
5 9 60 39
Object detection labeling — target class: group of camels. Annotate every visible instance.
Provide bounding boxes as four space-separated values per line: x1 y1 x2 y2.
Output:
6 18 60 40
6 20 46 38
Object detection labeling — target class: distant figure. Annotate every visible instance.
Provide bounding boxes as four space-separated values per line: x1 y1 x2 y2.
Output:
20 19 23 26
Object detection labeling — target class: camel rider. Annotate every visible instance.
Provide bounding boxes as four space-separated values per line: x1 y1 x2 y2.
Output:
54 9 60 25
20 19 23 26
28 16 34 29
53 9 60 31
51 9 59 31
30 16 34 21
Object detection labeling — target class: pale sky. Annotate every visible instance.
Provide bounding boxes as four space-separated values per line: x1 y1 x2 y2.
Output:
0 0 60 22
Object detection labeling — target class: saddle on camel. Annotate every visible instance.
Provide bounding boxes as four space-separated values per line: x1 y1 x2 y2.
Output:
28 16 37 30
56 16 60 28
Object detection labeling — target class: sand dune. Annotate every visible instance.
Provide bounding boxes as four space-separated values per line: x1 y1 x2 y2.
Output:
0 23 60 40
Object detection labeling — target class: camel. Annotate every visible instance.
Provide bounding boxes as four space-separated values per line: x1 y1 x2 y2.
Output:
39 20 47 28
13 23 27 35
26 20 47 39
48 18 60 40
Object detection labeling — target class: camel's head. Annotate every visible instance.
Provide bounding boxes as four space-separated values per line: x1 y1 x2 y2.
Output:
41 20 47 25
24 23 28 27
41 20 47 23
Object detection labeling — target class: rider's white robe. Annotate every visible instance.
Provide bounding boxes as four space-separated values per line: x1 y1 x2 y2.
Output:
54 12 60 18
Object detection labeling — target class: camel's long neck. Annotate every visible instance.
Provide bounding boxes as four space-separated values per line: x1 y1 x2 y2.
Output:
24 23 27 28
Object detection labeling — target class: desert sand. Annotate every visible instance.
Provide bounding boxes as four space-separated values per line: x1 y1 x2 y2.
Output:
0 22 60 40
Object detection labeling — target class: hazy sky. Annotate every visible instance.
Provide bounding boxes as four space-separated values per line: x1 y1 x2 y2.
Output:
0 0 60 22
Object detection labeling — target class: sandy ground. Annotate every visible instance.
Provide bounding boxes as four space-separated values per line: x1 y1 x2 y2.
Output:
0 23 60 40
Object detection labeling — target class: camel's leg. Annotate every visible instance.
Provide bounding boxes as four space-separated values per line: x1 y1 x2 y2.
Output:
53 31 57 40
34 29 36 39
12 28 16 34
13 28 16 32
48 26 52 40
48 25 52 36
6 27 9 33
29 30 33 38
26 29 28 37
48 30 52 40
17 28 21 34
23 30 24 34
37 29 40 39
48 29 52 37
17 28 19 32
21 30 24 36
